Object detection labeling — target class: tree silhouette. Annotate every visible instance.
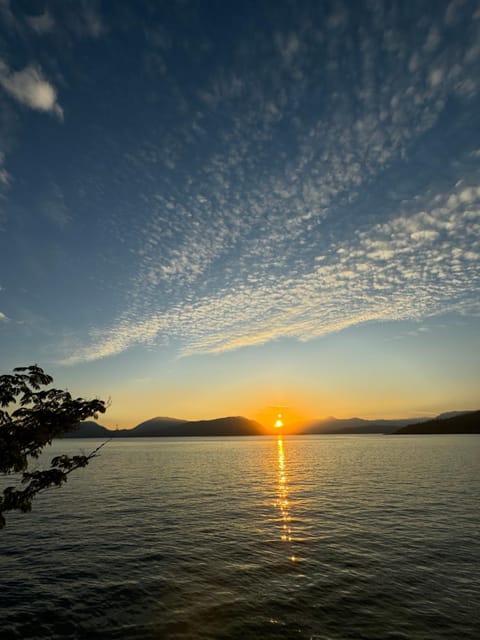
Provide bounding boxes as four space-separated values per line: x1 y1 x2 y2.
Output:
0 365 106 528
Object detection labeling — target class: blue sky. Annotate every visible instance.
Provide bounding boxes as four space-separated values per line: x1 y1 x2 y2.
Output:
0 0 479 426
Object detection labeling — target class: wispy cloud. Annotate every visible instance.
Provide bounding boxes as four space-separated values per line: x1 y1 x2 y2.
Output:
68 3 103 39
0 152 9 185
40 182 71 228
25 11 55 34
0 60 63 119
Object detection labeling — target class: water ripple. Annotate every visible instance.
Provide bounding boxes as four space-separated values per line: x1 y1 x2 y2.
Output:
1 435 479 639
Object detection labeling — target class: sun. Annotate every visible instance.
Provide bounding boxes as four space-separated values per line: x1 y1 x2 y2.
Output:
274 413 284 428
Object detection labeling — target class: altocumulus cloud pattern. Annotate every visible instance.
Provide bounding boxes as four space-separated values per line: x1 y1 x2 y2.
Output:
0 1 479 364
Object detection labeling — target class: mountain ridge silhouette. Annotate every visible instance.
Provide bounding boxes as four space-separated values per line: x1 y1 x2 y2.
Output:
63 410 478 437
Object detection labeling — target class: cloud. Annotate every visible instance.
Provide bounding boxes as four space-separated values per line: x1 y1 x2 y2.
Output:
26 11 55 34
0 311 9 322
40 182 71 227
0 151 9 185
0 0 16 28
66 3 103 39
0 60 63 119
60 167 480 366
56 1 480 365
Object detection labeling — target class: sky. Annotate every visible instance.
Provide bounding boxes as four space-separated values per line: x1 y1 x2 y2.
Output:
0 0 479 428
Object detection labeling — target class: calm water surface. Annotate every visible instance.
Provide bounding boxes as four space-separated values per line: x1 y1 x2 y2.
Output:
2 435 479 639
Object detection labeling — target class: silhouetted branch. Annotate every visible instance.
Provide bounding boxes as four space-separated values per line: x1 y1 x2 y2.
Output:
0 365 107 529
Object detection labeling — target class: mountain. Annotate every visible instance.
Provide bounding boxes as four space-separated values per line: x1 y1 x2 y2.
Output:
61 416 264 438
61 411 479 438
63 421 112 438
124 416 188 437
128 416 264 437
299 416 427 435
394 411 480 434
435 410 475 420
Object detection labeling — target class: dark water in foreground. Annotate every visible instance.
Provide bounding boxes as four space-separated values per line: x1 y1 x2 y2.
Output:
1 435 479 639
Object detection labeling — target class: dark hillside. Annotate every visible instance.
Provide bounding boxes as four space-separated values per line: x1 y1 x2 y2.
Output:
394 411 480 434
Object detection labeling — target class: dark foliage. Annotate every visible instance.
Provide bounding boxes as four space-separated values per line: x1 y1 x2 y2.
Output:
0 365 106 528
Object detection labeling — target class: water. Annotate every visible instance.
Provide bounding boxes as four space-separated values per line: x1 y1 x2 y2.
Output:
1 435 479 639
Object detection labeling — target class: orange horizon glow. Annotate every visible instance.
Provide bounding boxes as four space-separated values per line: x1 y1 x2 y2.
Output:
96 386 477 433
86 354 480 430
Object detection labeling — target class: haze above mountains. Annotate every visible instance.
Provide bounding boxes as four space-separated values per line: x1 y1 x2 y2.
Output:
66 411 480 438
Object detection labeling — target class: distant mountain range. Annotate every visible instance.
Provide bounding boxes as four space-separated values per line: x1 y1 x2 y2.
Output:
120 416 188 436
62 410 479 438
125 416 265 437
393 411 480 434
299 411 478 434
300 416 420 435
64 416 266 438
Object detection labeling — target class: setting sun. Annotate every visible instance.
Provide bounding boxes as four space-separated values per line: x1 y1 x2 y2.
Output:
274 413 284 428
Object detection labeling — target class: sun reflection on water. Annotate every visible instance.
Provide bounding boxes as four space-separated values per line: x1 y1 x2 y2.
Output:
276 436 297 562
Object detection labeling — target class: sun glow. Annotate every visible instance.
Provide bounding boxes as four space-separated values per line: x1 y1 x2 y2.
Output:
274 413 284 428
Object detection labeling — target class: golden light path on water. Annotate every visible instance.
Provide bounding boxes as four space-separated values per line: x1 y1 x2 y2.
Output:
276 436 297 563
